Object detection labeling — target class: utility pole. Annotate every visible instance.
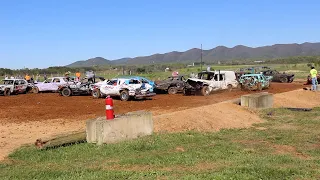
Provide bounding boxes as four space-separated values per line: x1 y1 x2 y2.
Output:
200 44 203 71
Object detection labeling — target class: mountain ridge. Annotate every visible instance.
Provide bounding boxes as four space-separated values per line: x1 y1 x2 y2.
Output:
67 42 320 67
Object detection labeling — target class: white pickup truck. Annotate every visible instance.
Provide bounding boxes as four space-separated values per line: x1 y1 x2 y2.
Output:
183 70 239 96
91 78 156 101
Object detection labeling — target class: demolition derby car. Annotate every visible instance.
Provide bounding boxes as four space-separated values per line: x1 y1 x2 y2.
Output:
0 79 33 96
33 77 73 93
58 76 106 97
155 75 187 94
260 70 295 83
238 74 272 91
183 71 238 96
118 76 156 92
304 74 320 85
91 78 156 101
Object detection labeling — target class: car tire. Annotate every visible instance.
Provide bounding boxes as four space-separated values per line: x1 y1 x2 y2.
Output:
280 77 287 83
92 89 101 99
201 86 210 96
288 77 294 83
257 82 263 91
227 84 233 92
4 89 11 96
61 88 72 97
33 87 39 94
120 90 129 101
168 87 178 94
183 88 190 96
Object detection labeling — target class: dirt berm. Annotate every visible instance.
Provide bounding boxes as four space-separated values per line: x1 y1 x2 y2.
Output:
154 89 320 133
154 102 262 133
274 89 320 108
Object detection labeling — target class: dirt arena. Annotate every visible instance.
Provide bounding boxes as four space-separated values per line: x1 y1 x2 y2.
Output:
0 82 309 160
1 82 305 123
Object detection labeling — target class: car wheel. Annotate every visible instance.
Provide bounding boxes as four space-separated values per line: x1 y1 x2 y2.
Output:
61 88 72 97
183 88 190 96
168 87 178 94
201 86 210 96
33 87 39 94
280 77 287 83
288 77 294 83
257 82 263 91
120 90 129 101
4 89 11 96
227 84 233 92
92 89 101 99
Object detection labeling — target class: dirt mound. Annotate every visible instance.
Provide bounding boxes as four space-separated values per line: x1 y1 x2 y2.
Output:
154 102 262 133
0 119 85 161
274 90 320 108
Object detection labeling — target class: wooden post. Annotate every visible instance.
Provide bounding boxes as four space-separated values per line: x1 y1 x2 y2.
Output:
34 131 86 149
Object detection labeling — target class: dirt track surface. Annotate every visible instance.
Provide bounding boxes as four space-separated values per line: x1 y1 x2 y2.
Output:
0 82 307 161
0 82 304 123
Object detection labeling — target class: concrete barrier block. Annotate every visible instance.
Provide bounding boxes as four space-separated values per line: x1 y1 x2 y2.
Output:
86 119 97 143
316 85 320 91
241 92 273 109
86 111 153 144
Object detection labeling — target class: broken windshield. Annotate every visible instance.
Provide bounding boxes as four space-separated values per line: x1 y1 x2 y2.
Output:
1 80 14 85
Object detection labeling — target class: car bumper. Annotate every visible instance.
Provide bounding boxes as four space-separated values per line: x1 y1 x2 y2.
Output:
135 93 156 98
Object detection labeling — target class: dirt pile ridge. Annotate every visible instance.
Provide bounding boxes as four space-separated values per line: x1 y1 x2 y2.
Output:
154 102 262 133
274 89 320 108
0 119 85 161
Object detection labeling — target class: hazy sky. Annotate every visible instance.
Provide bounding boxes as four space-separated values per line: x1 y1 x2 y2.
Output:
0 0 319 69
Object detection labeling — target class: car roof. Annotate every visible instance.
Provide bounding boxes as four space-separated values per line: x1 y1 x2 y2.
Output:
241 74 263 76
119 76 150 79
51 77 66 79
3 79 24 81
112 77 140 81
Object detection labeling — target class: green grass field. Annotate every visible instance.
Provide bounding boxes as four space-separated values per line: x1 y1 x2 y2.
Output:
1 107 320 179
118 63 312 80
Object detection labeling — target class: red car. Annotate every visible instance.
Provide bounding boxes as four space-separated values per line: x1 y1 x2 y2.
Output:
304 74 320 85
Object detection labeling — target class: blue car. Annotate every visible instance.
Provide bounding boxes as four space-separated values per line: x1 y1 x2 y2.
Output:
118 76 155 92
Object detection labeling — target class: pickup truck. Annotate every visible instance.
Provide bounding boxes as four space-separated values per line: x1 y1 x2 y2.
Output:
183 70 239 96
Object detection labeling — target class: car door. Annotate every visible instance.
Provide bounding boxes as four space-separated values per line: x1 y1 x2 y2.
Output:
101 79 119 95
218 73 227 89
141 78 153 92
19 80 28 93
50 78 61 91
13 80 23 93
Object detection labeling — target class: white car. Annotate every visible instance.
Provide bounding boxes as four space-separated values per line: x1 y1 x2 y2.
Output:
91 78 156 101
0 79 31 96
34 77 72 93
184 70 239 96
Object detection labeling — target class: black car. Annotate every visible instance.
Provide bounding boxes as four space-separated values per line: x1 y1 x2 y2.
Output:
261 70 295 83
155 75 187 94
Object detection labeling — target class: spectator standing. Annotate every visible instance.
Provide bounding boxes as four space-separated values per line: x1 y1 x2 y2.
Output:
310 66 318 91
25 74 31 83
76 71 81 81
